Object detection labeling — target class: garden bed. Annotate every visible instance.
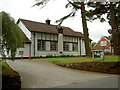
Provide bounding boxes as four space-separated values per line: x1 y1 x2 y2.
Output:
56 62 120 74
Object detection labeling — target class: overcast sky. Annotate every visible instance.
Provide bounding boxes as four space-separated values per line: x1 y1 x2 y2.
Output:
0 0 111 42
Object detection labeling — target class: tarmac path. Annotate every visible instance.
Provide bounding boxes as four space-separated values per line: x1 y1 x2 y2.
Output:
7 59 119 88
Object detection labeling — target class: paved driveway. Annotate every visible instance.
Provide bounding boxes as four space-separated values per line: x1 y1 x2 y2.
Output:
7 59 119 88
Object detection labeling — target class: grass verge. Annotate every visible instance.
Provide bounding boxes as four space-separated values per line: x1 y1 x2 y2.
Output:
46 55 119 64
0 61 15 76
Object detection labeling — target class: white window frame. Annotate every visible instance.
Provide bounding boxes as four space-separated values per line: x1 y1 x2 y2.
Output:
72 43 78 51
63 42 69 51
100 41 107 46
50 41 58 51
37 40 46 51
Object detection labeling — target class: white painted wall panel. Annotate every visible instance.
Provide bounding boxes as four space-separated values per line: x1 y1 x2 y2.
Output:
16 44 30 57
77 38 80 55
54 35 58 40
31 32 34 57
42 33 45 40
69 37 72 42
16 26 86 57
46 41 50 51
81 39 86 55
69 43 72 51
46 34 50 40
37 33 42 39
36 51 58 57
51 34 54 40
63 52 78 56
58 34 63 54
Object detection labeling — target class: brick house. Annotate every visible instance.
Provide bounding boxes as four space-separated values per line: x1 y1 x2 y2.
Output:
92 36 113 53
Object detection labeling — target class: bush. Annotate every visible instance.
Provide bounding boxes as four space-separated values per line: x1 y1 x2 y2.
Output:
104 52 112 55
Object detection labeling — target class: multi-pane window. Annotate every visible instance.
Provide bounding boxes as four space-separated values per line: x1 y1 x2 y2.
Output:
73 43 78 51
50 41 58 51
19 51 24 56
37 40 46 50
100 41 107 46
63 42 69 51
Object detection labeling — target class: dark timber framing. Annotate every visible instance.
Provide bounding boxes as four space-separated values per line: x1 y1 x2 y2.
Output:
79 38 81 56
33 32 36 57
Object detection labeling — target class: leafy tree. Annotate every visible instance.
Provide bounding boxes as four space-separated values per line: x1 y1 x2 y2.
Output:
34 0 92 57
0 11 24 60
91 42 96 47
86 2 120 55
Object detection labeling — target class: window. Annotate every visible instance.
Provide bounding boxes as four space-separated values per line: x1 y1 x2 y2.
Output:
46 34 50 40
100 41 107 46
37 40 46 50
19 51 24 56
50 41 58 51
51 34 54 40
73 43 78 51
104 49 110 52
63 42 69 51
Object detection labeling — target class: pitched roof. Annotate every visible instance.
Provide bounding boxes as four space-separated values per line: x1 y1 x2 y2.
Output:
18 19 84 38
92 36 111 50
104 36 111 41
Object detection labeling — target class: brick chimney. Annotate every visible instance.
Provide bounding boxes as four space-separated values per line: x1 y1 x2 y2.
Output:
57 25 63 34
45 19 51 25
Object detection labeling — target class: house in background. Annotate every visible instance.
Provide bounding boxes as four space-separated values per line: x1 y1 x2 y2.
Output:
16 19 86 58
92 36 113 54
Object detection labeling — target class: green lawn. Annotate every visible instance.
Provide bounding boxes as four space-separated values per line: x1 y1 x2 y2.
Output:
0 61 15 75
45 55 119 64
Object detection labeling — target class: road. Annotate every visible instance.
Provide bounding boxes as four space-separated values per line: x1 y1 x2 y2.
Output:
7 59 119 88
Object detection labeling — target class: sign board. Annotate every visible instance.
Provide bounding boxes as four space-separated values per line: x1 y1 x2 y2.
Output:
93 50 104 58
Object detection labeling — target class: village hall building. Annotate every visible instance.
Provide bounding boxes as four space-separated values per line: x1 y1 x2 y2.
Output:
16 19 86 58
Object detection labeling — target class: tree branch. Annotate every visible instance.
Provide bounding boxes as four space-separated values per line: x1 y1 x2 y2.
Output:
67 0 81 9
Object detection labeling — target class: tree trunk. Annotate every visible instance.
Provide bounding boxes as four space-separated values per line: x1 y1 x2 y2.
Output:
118 29 120 56
80 2 92 57
110 3 119 55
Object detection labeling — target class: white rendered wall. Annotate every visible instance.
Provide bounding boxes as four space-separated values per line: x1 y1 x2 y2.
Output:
18 31 86 57
31 32 34 57
81 39 86 55
16 21 87 57
16 44 30 57
58 34 63 54
31 32 59 57
63 38 81 56
77 38 80 55
46 41 50 51
63 36 81 56
69 43 72 51
32 33 83 57
63 52 79 56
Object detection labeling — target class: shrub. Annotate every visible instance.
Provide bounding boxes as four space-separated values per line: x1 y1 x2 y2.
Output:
104 52 112 55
